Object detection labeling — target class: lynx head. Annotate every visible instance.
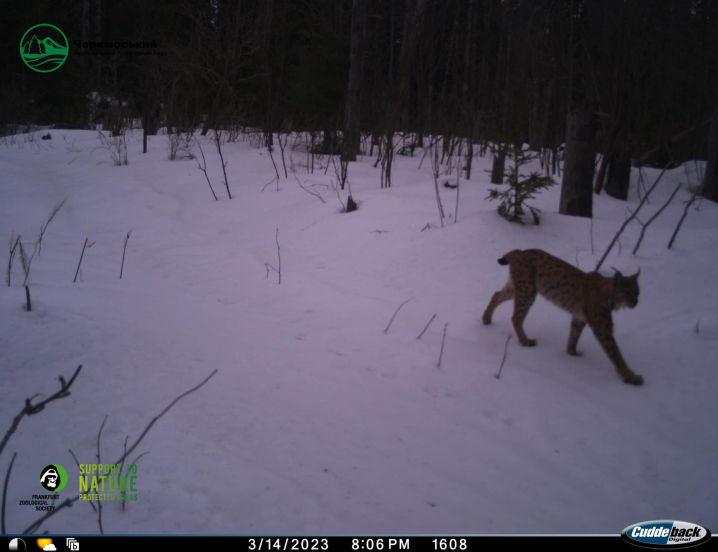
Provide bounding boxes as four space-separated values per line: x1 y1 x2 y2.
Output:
611 268 640 309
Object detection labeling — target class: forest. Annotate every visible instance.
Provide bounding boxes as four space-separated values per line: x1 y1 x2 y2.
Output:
2 0 717 205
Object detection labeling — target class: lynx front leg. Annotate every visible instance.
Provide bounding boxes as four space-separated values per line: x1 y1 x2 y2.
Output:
482 282 514 325
588 324 644 385
567 317 586 356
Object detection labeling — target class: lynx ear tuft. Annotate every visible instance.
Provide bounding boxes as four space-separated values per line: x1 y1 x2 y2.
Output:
610 267 623 280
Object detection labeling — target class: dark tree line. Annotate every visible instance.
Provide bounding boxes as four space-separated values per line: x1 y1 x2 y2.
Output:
2 0 717 207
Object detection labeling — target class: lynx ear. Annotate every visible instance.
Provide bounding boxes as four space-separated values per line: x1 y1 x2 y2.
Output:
611 267 624 280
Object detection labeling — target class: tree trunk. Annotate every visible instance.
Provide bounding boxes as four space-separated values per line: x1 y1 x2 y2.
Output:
93 0 101 81
490 146 507 184
342 0 365 162
559 101 596 217
605 147 631 200
700 107 718 201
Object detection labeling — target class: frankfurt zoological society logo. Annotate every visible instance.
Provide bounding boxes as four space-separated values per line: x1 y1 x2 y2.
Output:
20 24 68 73
40 464 68 492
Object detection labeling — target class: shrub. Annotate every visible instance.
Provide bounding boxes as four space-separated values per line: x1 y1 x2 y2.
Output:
486 144 555 224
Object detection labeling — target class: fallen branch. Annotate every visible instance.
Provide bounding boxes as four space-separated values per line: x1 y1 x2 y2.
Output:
383 298 413 334
21 369 218 534
495 335 512 379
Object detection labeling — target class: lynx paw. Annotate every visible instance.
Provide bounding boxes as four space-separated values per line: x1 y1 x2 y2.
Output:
520 338 537 347
567 349 583 357
482 314 492 325
623 374 644 385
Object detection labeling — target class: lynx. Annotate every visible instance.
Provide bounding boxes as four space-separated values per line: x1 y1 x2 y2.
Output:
482 249 643 385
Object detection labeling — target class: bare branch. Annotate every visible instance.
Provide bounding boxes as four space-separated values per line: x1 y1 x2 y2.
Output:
495 335 512 379
37 199 67 257
21 369 218 535
292 172 325 204
417 314 437 340
437 323 449 368
383 298 413 334
0 366 83 459
195 140 218 201
95 416 108 534
595 163 670 270
632 184 681 255
73 238 89 283
668 186 700 249
1 452 17 534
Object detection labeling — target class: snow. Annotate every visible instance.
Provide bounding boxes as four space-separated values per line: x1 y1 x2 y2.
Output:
1 130 716 535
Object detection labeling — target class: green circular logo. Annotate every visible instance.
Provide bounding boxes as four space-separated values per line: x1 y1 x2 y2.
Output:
20 24 68 73
40 464 68 492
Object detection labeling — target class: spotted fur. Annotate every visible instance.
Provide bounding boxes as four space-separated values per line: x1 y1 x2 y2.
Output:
482 249 643 385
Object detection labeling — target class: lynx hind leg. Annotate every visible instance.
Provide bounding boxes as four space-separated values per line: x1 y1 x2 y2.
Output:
511 280 537 346
567 317 586 356
482 282 514 325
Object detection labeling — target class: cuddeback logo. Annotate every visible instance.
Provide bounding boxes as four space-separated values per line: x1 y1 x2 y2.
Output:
622 520 712 549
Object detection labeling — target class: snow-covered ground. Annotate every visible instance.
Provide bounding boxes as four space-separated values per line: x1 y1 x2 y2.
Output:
1 130 716 535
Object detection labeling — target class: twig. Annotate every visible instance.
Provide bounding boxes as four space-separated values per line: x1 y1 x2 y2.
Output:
25 285 31 312
595 162 671 270
0 366 83 459
195 140 218 201
267 142 280 184
333 181 346 211
73 238 88 283
95 416 108 534
213 131 232 199
21 369 218 535
383 298 413 334
261 178 277 192
293 172 325 204
120 437 128 511
129 451 150 467
495 335 512 379
7 234 21 287
1 452 17 534
632 183 681 255
437 323 449 368
68 449 96 512
668 186 700 249
417 313 437 340
264 229 282 284
37 199 67 256
120 231 131 279
454 179 460 224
